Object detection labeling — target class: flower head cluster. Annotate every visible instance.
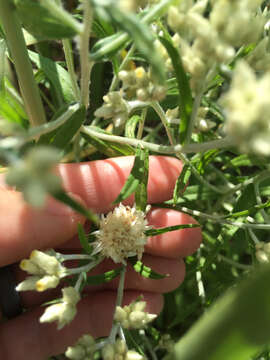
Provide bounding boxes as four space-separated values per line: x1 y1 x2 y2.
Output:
221 61 270 156
102 339 145 360
16 249 67 292
6 146 62 207
119 66 167 102
255 242 270 263
93 203 150 264
40 287 80 330
167 0 264 91
94 92 130 128
65 334 95 360
114 300 157 329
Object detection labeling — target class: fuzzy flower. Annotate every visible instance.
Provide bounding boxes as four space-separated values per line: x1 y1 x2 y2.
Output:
16 249 67 292
221 60 270 156
40 287 80 330
255 242 270 263
93 203 150 264
114 300 157 329
102 339 145 360
65 334 95 360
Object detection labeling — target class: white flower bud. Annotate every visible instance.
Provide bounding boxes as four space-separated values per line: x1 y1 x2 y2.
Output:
15 276 40 291
102 343 115 360
30 250 61 275
36 275 60 292
115 306 128 322
115 339 127 355
125 350 145 360
65 346 85 360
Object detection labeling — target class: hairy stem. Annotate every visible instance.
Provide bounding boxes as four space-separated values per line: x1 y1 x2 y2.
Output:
0 0 46 126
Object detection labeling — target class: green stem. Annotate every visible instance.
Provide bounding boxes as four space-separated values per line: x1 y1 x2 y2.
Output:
80 0 93 109
185 84 204 144
115 265 126 308
109 44 136 92
62 39 81 101
137 108 147 140
0 0 46 126
81 126 233 155
151 101 175 146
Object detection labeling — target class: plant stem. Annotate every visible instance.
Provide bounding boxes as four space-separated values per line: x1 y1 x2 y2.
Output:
185 84 204 144
62 39 81 101
0 0 46 126
115 265 126 308
151 101 175 145
80 0 93 109
137 108 147 140
82 126 233 154
109 44 136 92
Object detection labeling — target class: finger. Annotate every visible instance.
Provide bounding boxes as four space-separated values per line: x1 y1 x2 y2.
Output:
17 254 185 308
0 291 163 360
146 208 202 258
0 189 85 267
57 155 182 213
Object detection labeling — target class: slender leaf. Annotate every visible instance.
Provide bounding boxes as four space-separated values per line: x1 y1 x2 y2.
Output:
197 149 220 175
86 267 122 285
135 148 149 212
145 224 199 237
113 146 148 204
173 164 191 205
28 50 76 104
159 36 193 144
125 115 141 138
129 257 167 279
53 191 99 225
14 0 81 39
77 223 93 255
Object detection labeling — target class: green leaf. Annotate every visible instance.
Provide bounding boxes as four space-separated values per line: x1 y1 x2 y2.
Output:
197 149 220 175
86 267 123 285
159 36 193 144
135 148 149 212
125 115 141 138
28 50 76 104
14 0 81 40
0 39 6 94
113 146 148 205
129 257 167 279
145 223 199 236
91 32 129 61
166 265 270 360
173 164 191 205
38 106 85 151
52 191 99 225
77 223 93 255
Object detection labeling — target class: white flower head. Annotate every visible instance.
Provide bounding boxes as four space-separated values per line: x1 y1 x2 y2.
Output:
40 287 80 330
93 203 150 264
65 334 95 360
16 250 67 292
114 300 157 329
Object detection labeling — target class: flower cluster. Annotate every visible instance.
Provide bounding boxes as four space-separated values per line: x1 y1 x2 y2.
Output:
16 249 67 292
114 300 157 329
167 0 264 91
94 92 130 128
6 146 62 207
221 60 270 156
93 203 150 264
102 339 145 360
255 242 270 263
118 67 167 102
40 287 80 330
65 334 95 360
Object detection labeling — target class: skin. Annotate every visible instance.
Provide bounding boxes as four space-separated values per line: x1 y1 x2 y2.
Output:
0 156 202 360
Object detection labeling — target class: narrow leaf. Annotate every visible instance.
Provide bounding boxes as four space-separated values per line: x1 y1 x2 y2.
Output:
28 50 76 104
14 0 81 39
86 267 122 285
53 191 99 225
129 257 167 279
159 36 193 144
173 164 191 205
77 223 93 255
125 115 141 138
145 224 199 237
135 148 149 212
113 146 147 204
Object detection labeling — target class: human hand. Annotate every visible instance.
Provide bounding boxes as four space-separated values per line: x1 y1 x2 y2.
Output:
0 156 201 360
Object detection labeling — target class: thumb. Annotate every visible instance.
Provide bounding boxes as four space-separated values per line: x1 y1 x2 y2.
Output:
0 188 85 267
